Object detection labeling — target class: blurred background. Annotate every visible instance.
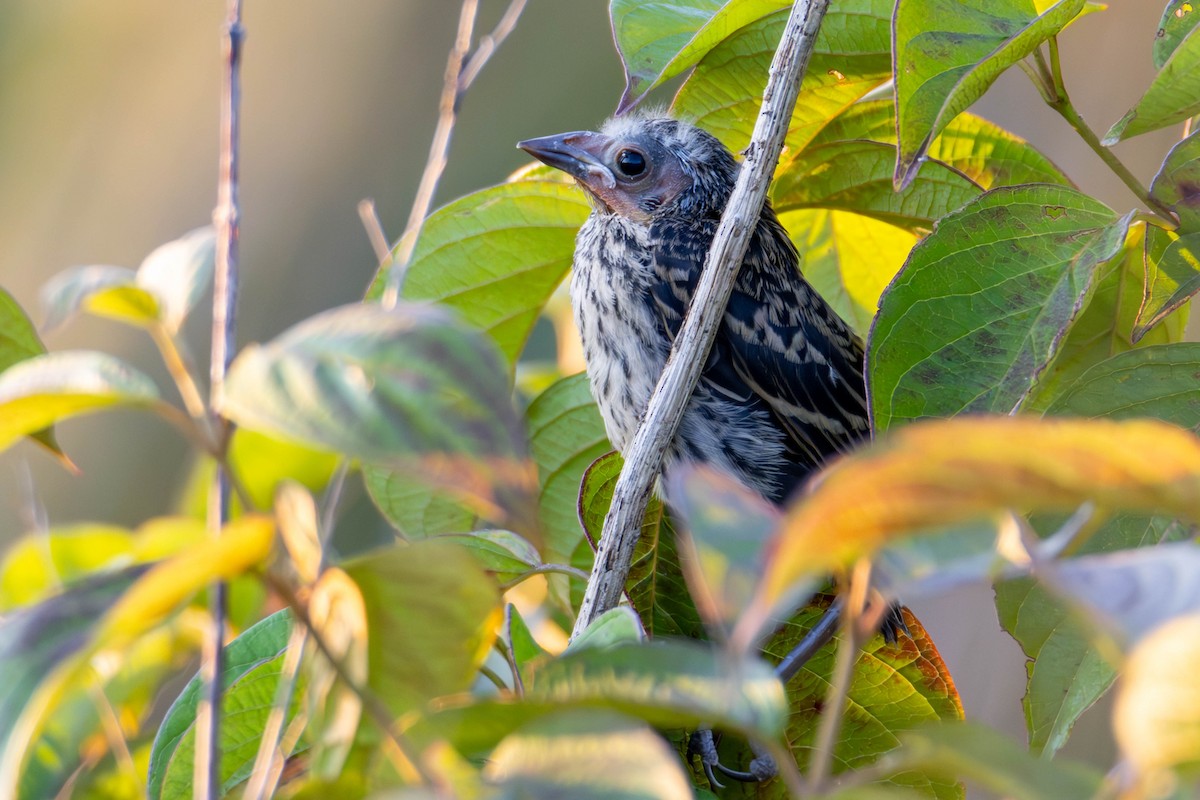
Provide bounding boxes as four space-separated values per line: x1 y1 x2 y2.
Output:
0 0 1186 776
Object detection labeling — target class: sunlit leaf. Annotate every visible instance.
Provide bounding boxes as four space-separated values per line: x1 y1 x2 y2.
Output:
611 0 790 113
578 452 704 639
0 517 206 611
869 186 1130 432
1137 226 1200 342
1155 1 1200 69
1032 225 1187 405
276 481 323 586
0 350 159 453
307 567 367 779
485 710 694 799
1104 23 1200 143
148 611 296 800
743 416 1200 644
0 516 272 795
526 372 610 566
222 303 537 532
39 228 214 334
808 100 1070 190
135 226 215 334
672 0 892 154
719 601 963 799
773 140 980 231
343 541 501 716
780 208 918 338
367 181 590 366
1114 613 1200 774
893 0 1087 187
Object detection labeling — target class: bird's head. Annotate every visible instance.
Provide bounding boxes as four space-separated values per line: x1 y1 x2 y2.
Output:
518 115 738 223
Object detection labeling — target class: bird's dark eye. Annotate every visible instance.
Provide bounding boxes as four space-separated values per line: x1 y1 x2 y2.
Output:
615 148 647 178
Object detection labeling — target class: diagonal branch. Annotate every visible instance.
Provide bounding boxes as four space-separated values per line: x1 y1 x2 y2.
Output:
570 0 833 640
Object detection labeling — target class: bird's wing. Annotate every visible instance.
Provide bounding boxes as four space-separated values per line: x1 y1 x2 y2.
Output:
648 215 869 473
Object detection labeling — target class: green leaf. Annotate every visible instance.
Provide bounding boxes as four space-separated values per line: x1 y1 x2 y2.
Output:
344 540 500 716
0 351 159 453
718 601 963 799
40 265 140 331
672 0 893 154
484 710 694 799
1104 23 1200 143
1047 342 1200 428
810 100 1070 190
611 0 790 113
665 466 781 638
579 452 705 639
893 0 1087 188
887 721 1103 800
147 610 296 800
1134 224 1200 342
1151 129 1200 231
995 514 1181 756
363 465 478 539
773 139 981 231
0 518 206 611
868 185 1130 432
436 530 541 584
1 289 63 459
530 639 787 741
780 209 918 338
222 303 537 533
1032 225 1187 406
367 181 590 367
1155 0 1200 69
526 373 610 566
567 607 646 653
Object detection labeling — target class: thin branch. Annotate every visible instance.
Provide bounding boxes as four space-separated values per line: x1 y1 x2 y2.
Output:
378 0 528 307
380 0 479 308
1032 37 1177 226
498 563 591 591
570 0 833 640
197 1 243 797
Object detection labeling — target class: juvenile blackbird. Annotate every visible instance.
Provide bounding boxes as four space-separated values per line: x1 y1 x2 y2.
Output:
519 114 869 505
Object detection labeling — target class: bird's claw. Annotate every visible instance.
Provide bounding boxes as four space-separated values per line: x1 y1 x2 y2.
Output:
688 729 778 791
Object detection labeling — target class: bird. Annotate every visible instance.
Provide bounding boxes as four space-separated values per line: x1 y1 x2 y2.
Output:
518 113 870 506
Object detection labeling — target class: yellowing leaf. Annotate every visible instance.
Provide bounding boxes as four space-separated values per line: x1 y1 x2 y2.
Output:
744 416 1200 643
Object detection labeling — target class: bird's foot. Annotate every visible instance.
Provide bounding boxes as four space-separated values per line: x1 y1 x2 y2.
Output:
688 729 777 790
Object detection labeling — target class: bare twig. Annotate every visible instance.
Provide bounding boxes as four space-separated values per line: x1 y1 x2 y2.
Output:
196 0 243 796
570 0 833 640
378 0 528 307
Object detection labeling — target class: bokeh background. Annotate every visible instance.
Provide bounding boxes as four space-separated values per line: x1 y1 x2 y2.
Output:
0 0 1185 776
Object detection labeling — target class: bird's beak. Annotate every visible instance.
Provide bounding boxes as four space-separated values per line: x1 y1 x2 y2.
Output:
517 131 616 189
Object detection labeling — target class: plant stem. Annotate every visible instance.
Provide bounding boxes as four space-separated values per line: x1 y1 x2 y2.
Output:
197 1 243 796
570 0 833 641
806 559 872 793
377 0 527 307
150 325 215 443
1035 38 1177 226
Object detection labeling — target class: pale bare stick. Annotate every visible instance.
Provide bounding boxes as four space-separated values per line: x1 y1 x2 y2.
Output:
379 0 527 306
571 0 833 640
